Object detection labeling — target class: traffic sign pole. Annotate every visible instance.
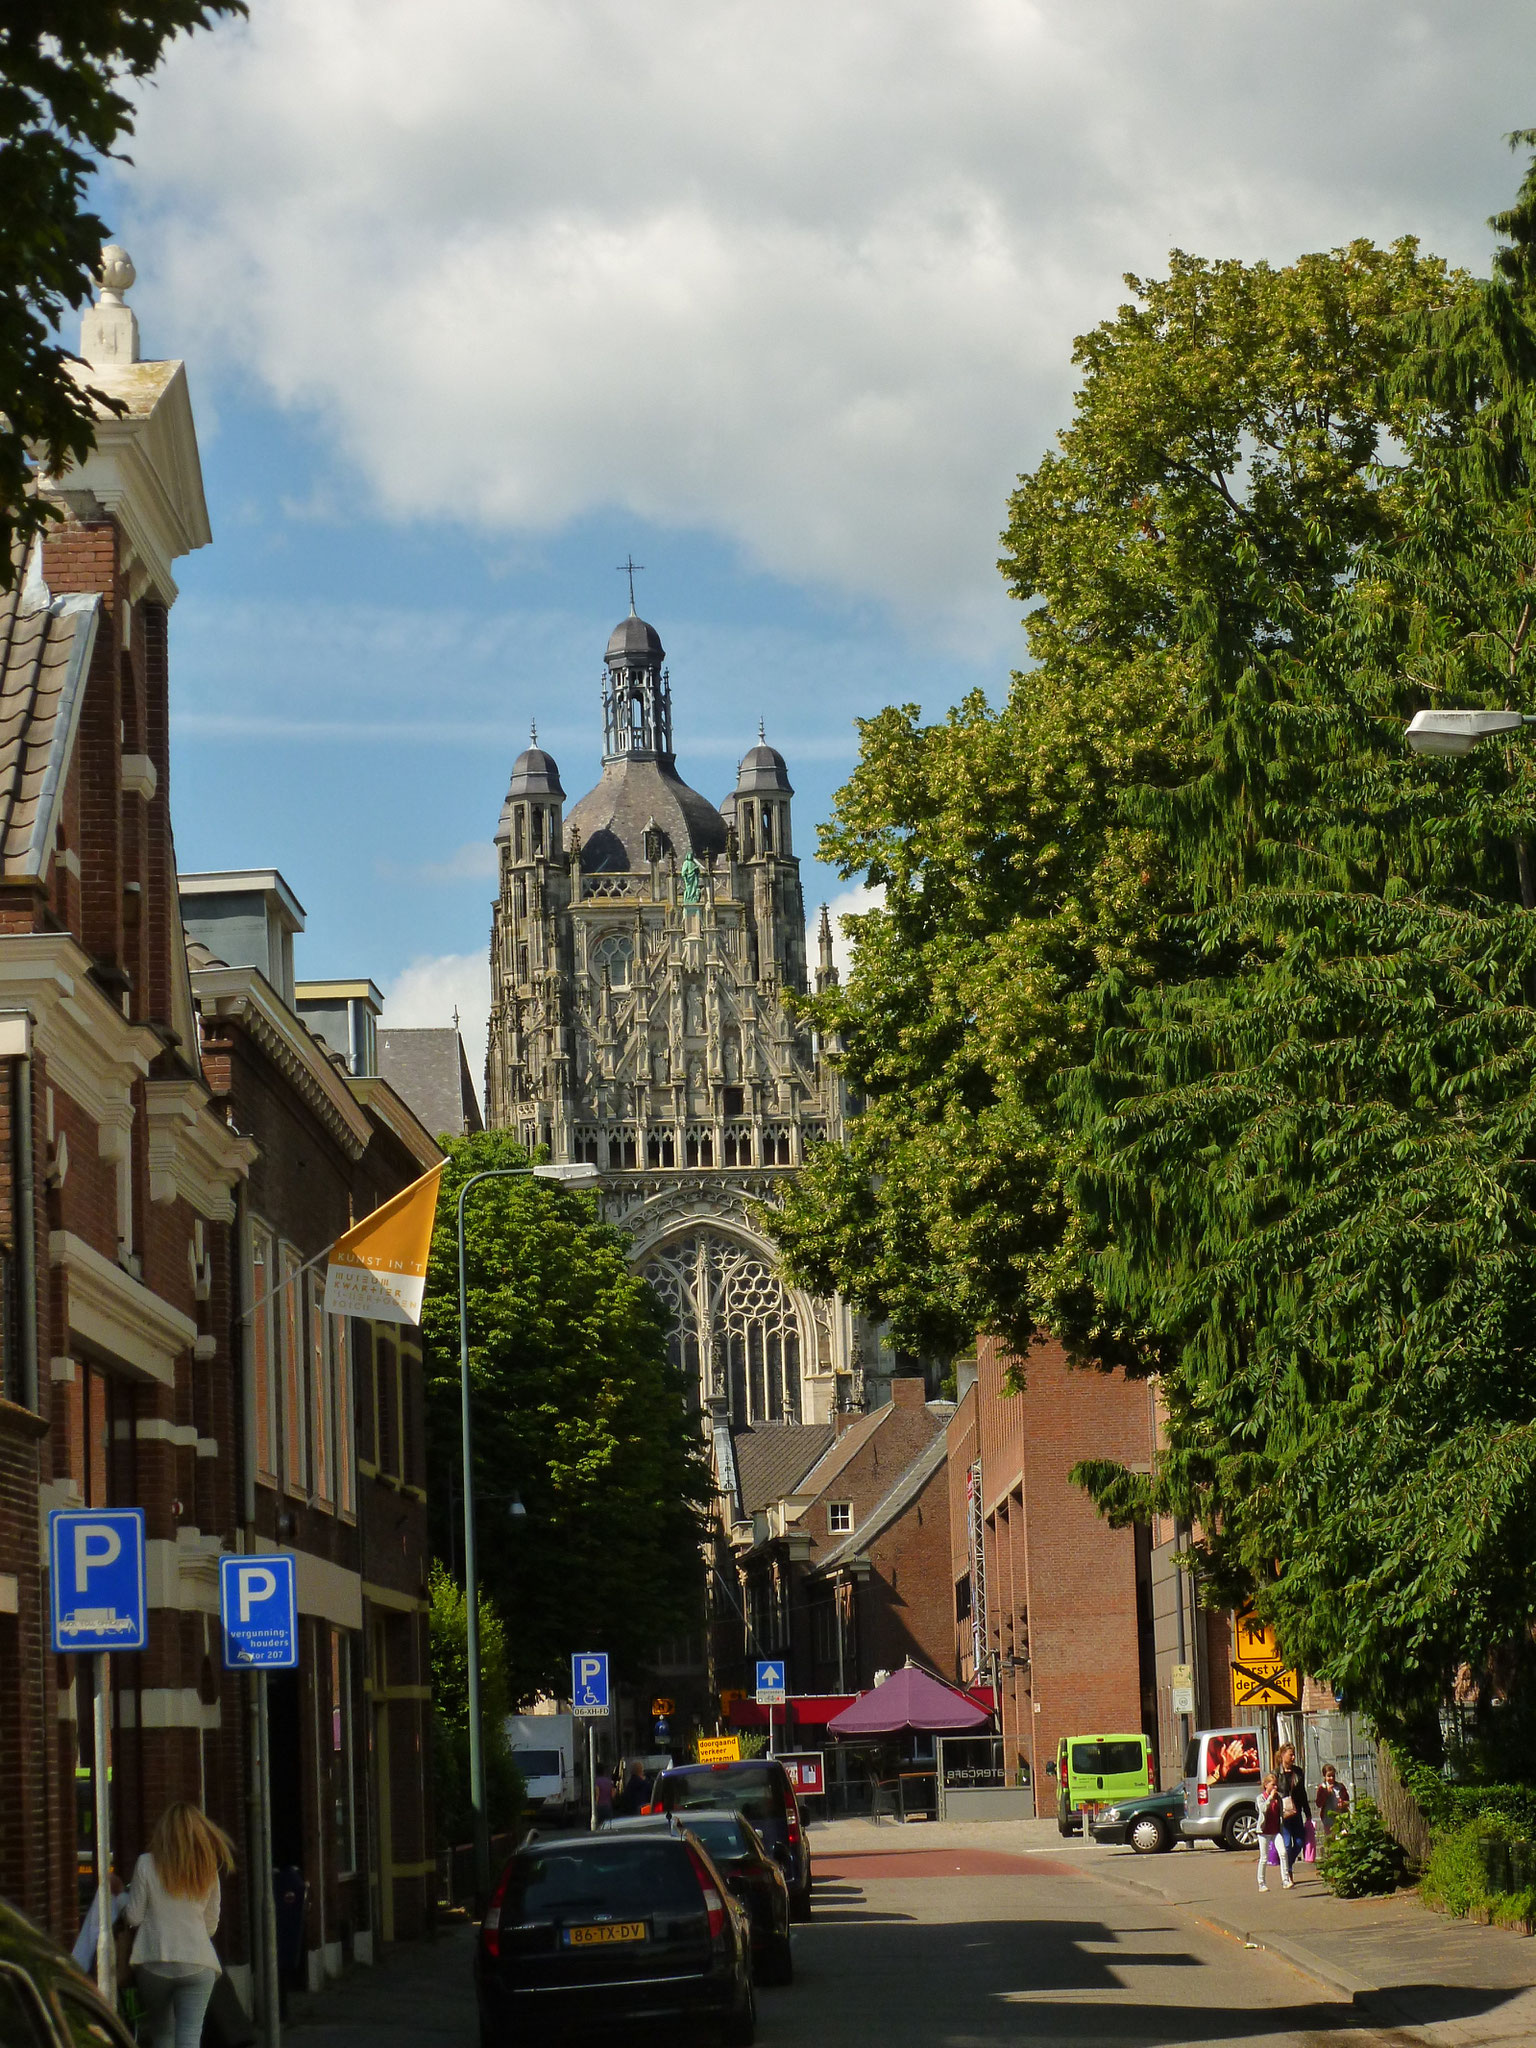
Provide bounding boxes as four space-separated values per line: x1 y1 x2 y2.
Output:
588 1724 598 1833
93 1654 112 2003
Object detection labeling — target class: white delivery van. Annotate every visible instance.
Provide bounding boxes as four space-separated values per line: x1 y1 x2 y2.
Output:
505 1712 575 1821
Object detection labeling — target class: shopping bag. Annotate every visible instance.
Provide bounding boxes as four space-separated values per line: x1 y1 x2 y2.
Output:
1267 1837 1279 1865
1302 1820 1317 1863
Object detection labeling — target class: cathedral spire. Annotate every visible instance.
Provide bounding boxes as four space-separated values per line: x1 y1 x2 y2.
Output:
816 902 838 991
601 608 672 762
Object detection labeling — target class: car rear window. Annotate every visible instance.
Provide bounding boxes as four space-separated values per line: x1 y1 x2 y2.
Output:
681 1816 751 1862
1070 1740 1144 1777
1184 1740 1200 1779
509 1843 701 1917
512 1749 564 1778
1202 1733 1260 1783
668 1767 783 1823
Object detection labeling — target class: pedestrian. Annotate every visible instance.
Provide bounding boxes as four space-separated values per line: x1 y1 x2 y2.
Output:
595 1760 615 1823
1256 1772 1289 1890
1273 1743 1311 1879
1315 1763 1350 1840
614 1761 649 1816
71 1866 127 1982
124 1801 235 2048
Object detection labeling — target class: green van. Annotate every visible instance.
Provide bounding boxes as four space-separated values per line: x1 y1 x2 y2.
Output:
1055 1733 1153 1835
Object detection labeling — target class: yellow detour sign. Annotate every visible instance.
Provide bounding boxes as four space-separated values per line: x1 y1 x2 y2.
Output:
1232 1663 1303 1709
697 1735 742 1764
652 1698 675 1719
1234 1606 1280 1667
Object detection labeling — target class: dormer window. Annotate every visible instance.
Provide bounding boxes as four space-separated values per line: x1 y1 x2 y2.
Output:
828 1502 853 1535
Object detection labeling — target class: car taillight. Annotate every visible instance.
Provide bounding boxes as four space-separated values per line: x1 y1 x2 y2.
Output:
640 1802 655 1814
686 1844 727 1941
1198 1784 1209 1805
481 1863 511 1960
786 1812 801 1846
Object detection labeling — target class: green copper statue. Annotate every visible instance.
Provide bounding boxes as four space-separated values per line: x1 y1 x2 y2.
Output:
681 850 702 907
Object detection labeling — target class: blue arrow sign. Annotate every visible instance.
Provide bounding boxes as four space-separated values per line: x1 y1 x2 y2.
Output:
219 1553 299 1670
49 1509 146 1654
572 1650 609 1714
755 1659 786 1703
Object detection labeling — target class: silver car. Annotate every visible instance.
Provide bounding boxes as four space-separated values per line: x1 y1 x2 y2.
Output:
1178 1727 1264 1849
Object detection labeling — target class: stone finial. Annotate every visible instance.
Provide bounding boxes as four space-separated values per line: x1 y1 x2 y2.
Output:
82 245 140 367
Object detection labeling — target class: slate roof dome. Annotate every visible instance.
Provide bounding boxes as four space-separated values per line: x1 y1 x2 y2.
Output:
735 739 794 796
505 745 565 798
606 614 665 665
565 761 728 873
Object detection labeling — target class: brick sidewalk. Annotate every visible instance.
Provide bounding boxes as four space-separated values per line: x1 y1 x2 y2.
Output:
281 1925 478 2048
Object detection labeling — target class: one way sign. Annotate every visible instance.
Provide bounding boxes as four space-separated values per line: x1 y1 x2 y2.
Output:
755 1660 786 1705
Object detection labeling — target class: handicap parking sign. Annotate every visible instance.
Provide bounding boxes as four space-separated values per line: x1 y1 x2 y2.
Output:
572 1651 609 1717
49 1508 147 1654
219 1553 299 1669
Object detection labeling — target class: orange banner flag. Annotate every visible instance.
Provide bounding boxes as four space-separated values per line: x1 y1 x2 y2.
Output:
324 1160 445 1326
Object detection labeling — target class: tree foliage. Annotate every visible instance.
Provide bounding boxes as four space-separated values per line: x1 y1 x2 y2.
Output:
428 1561 523 1844
780 166 1536 1731
420 1131 710 1706
0 2 244 579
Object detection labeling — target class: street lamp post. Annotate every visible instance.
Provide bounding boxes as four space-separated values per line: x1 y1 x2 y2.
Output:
458 1159 600 1907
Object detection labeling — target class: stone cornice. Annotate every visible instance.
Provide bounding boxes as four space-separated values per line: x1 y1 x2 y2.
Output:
50 1229 197 1385
192 965 371 1158
347 1075 444 1174
144 1077 259 1223
0 932 159 1140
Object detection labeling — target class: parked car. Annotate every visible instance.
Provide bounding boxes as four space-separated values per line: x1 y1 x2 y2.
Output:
607 1810 793 1983
476 1824 756 2045
1089 1787 1185 1854
1179 1726 1265 1849
649 1761 813 1922
0 1898 134 2047
1054 1733 1153 1836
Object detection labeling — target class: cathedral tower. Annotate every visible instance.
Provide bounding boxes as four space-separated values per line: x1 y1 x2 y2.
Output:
486 607 862 1427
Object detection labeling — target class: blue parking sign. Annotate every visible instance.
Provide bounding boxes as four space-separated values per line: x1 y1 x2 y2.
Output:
49 1509 146 1654
572 1651 609 1715
219 1553 299 1670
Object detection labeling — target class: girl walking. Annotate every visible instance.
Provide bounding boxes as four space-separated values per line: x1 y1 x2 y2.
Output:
1256 1772 1291 1889
124 1801 235 2048
1274 1743 1312 1880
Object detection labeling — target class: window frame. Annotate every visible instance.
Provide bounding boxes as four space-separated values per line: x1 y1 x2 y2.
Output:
250 1223 279 1485
279 1242 306 1497
310 1271 334 1509
828 1501 853 1536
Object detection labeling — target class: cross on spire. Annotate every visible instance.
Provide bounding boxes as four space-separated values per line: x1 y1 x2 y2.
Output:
617 555 644 614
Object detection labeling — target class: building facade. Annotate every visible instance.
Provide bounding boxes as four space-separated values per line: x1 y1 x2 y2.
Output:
484 605 866 1432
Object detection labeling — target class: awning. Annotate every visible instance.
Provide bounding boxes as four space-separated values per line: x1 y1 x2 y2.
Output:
827 1662 993 1736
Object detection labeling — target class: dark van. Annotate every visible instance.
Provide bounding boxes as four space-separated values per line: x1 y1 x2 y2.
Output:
650 1760 813 1920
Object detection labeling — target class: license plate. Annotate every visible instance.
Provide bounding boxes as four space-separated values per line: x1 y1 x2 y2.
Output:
564 1921 647 1947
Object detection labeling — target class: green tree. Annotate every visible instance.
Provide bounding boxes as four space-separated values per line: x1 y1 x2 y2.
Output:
0 2 244 580
427 1561 523 1845
777 236 1458 1373
1069 143 1536 1732
420 1130 710 1705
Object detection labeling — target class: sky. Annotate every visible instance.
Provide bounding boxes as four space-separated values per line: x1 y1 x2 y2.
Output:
96 0 1535 1100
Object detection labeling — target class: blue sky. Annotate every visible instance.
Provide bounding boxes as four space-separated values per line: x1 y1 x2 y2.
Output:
93 0 1535 1092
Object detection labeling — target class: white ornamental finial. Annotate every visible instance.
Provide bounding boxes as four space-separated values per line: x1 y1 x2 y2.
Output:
98 246 136 305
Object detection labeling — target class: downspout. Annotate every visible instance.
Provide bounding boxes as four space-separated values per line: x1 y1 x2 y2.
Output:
6 1013 38 1412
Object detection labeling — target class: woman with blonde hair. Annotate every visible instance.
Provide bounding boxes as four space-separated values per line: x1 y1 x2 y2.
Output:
125 1801 235 2048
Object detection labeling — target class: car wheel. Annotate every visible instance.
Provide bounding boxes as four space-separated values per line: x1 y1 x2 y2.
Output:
1221 1805 1261 1852
1129 1816 1167 1855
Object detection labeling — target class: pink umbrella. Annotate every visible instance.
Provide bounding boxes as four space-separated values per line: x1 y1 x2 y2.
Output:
827 1661 991 1736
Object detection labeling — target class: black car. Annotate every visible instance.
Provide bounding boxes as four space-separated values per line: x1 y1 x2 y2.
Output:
0 1899 134 2047
650 1761 812 1921
1088 1788 1186 1854
608 1811 792 1984
476 1824 756 2045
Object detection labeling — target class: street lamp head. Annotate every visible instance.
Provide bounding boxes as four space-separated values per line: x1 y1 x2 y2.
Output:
1406 708 1531 756
532 1161 602 1186
508 1490 527 1523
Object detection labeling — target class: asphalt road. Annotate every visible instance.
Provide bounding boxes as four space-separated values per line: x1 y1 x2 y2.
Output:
752 1843 1398 2048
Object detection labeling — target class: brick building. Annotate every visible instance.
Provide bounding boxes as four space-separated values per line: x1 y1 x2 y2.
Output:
0 254 441 2022
718 1381 956 1744
946 1335 1159 1813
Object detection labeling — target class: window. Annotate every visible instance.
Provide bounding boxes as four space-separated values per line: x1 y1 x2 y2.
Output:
1071 1739 1147 1778
722 1086 744 1119
812 1599 839 1666
330 1629 356 1874
685 1128 713 1167
646 1132 676 1168
517 943 529 982
376 1332 399 1479
607 1132 637 1170
279 1245 305 1495
955 1574 972 1621
514 807 525 860
828 1501 853 1535
760 802 774 852
532 806 545 854
742 806 755 857
334 1315 355 1516
514 874 526 916
765 1128 792 1165
251 1230 279 1482
590 932 633 986
310 1274 333 1507
575 1128 600 1165
723 1128 753 1167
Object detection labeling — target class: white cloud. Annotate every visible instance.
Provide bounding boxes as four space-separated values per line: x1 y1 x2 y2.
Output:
381 951 490 1116
119 1 1526 639
808 881 886 984
382 843 499 885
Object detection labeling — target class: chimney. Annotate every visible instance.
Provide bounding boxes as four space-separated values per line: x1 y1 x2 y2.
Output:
891 1376 925 1410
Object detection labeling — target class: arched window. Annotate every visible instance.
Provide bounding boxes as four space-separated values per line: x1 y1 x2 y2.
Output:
640 1231 804 1424
589 931 633 986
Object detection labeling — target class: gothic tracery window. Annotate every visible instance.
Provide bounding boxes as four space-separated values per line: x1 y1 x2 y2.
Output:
589 931 633 986
640 1232 803 1424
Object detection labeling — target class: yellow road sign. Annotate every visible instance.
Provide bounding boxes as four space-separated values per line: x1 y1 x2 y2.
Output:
1231 1662 1302 1709
651 1698 675 1719
1234 1606 1280 1665
697 1734 741 1764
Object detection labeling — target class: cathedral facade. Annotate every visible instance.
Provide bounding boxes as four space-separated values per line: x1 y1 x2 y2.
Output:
485 605 864 1427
